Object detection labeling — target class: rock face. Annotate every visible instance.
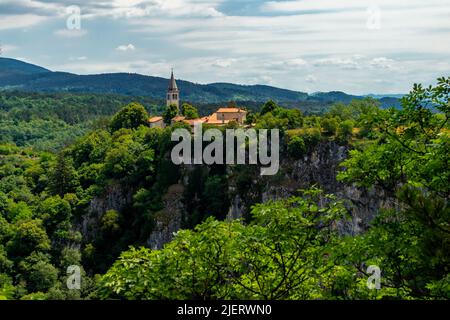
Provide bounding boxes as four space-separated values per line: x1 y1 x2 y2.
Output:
146 184 185 249
81 140 394 249
226 141 395 235
81 183 133 242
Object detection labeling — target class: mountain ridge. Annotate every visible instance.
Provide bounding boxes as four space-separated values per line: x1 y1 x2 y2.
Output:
0 57 402 107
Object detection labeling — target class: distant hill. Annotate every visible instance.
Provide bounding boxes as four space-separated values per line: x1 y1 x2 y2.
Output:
0 58 50 77
0 57 402 108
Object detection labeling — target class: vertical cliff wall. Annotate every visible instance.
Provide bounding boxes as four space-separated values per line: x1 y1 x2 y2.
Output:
82 140 395 250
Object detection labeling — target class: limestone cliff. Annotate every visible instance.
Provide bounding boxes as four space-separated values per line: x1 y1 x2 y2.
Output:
81 140 395 250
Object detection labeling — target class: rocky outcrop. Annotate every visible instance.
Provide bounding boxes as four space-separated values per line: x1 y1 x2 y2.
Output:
146 184 185 249
227 141 395 235
79 140 395 249
80 183 133 242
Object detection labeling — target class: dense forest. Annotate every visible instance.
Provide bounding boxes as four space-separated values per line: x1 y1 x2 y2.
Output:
0 77 448 300
0 90 349 152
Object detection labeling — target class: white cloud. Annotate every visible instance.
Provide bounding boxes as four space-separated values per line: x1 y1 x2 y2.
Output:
116 44 136 52
2 0 450 94
370 57 395 69
55 59 171 76
212 58 236 68
305 75 317 83
285 58 308 67
261 0 445 13
314 57 360 69
77 0 225 19
54 29 88 38
0 14 47 30
0 44 18 53
69 56 88 61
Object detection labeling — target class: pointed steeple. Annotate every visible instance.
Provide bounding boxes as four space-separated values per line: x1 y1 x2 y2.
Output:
166 68 180 108
168 68 178 91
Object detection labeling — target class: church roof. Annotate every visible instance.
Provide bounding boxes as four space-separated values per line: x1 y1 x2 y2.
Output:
216 108 246 113
168 70 178 91
202 113 230 125
148 116 163 123
172 116 186 122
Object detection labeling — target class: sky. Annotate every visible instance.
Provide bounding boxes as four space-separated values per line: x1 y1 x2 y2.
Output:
0 0 449 94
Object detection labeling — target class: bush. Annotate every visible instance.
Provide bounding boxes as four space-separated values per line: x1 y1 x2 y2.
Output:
181 104 199 120
288 136 306 158
321 117 339 135
301 128 322 148
261 100 279 115
336 120 354 143
101 210 121 233
19 252 58 292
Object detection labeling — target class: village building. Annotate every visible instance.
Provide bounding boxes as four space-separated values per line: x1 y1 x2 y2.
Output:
215 107 247 124
149 70 247 129
148 116 165 129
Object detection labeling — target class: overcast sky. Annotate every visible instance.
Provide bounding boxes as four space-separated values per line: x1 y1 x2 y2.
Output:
0 0 449 94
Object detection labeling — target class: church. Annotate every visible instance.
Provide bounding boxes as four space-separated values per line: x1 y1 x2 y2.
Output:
148 70 247 129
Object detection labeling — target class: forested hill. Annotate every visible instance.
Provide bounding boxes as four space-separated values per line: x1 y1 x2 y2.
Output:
0 58 50 77
0 58 401 107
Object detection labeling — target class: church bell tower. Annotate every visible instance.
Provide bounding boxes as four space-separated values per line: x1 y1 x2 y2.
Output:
167 69 179 110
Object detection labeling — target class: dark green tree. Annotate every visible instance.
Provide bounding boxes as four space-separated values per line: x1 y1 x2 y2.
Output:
163 104 179 125
288 136 306 158
48 152 79 196
110 102 149 131
261 100 279 115
181 103 199 119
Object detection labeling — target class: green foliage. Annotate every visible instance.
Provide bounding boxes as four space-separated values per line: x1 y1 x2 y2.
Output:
321 117 339 135
244 112 257 125
203 175 229 220
276 108 303 129
0 217 12 244
48 153 79 196
20 292 48 300
7 219 51 258
181 103 199 119
163 104 179 124
288 127 322 149
39 196 72 235
288 136 306 158
18 252 58 293
101 210 121 234
6 201 33 223
336 77 450 298
261 100 279 115
0 78 447 300
70 130 112 167
99 188 348 300
0 91 162 151
110 103 149 131
255 112 288 130
336 119 354 143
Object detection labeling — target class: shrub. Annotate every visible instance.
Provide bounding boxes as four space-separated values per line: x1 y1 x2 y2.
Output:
288 136 306 158
321 117 339 135
302 128 322 147
336 120 354 143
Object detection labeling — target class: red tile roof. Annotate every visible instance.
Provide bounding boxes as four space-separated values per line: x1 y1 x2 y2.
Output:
216 108 246 113
148 116 163 123
172 116 186 122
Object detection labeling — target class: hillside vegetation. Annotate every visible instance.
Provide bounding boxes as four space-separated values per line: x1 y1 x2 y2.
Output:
0 77 448 300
